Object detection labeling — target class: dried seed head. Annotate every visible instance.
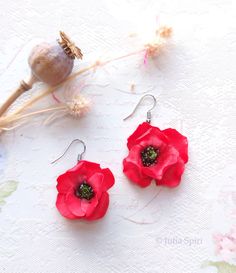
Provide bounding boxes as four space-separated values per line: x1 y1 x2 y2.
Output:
144 26 172 62
66 95 90 118
158 26 172 38
28 32 82 86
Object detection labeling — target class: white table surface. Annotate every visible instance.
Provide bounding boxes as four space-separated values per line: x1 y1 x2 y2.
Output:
0 0 236 272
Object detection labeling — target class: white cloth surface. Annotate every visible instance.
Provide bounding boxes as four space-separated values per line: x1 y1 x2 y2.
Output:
0 0 236 272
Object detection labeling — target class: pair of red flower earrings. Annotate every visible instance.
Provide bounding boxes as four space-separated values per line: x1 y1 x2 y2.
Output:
53 94 188 221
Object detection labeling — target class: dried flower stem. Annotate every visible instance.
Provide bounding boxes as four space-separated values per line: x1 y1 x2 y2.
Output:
0 75 37 116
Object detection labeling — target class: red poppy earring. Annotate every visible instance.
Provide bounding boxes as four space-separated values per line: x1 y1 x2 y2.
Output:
52 139 115 220
123 94 188 188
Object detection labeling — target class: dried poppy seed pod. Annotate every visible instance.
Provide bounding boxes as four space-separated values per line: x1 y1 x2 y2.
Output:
0 31 82 117
28 31 83 86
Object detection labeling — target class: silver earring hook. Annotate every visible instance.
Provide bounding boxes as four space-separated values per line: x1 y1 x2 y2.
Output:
123 94 157 123
51 139 86 164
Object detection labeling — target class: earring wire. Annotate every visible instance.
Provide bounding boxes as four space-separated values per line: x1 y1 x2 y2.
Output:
51 139 86 164
123 94 157 123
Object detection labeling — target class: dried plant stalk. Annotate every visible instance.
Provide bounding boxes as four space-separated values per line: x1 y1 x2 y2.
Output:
0 75 37 116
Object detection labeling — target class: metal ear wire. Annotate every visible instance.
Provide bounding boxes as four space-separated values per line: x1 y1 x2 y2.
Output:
51 139 86 164
123 94 157 123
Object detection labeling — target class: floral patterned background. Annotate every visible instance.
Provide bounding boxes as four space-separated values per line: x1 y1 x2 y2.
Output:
0 0 236 272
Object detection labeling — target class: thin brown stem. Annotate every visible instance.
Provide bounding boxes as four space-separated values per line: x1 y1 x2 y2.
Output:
0 74 37 117
0 83 29 116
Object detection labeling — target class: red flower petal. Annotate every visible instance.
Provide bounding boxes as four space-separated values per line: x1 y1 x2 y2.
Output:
163 128 188 163
67 160 102 181
86 192 109 221
101 168 115 190
127 122 152 150
158 159 185 187
88 173 104 199
56 194 78 219
80 196 98 217
142 145 179 180
125 144 143 165
66 193 86 217
56 173 75 194
73 160 101 172
138 131 168 151
123 158 152 187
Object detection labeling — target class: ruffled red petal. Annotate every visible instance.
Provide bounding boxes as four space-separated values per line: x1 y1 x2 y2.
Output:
142 145 179 180
80 196 98 217
158 159 185 187
138 131 168 151
123 158 152 187
125 144 143 165
66 193 86 217
86 192 109 221
67 160 102 182
127 122 152 150
56 194 78 219
56 172 75 194
163 128 188 163
87 173 104 199
101 168 115 190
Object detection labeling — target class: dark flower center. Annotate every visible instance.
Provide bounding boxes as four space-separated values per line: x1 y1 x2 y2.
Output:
141 145 160 167
75 181 94 200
